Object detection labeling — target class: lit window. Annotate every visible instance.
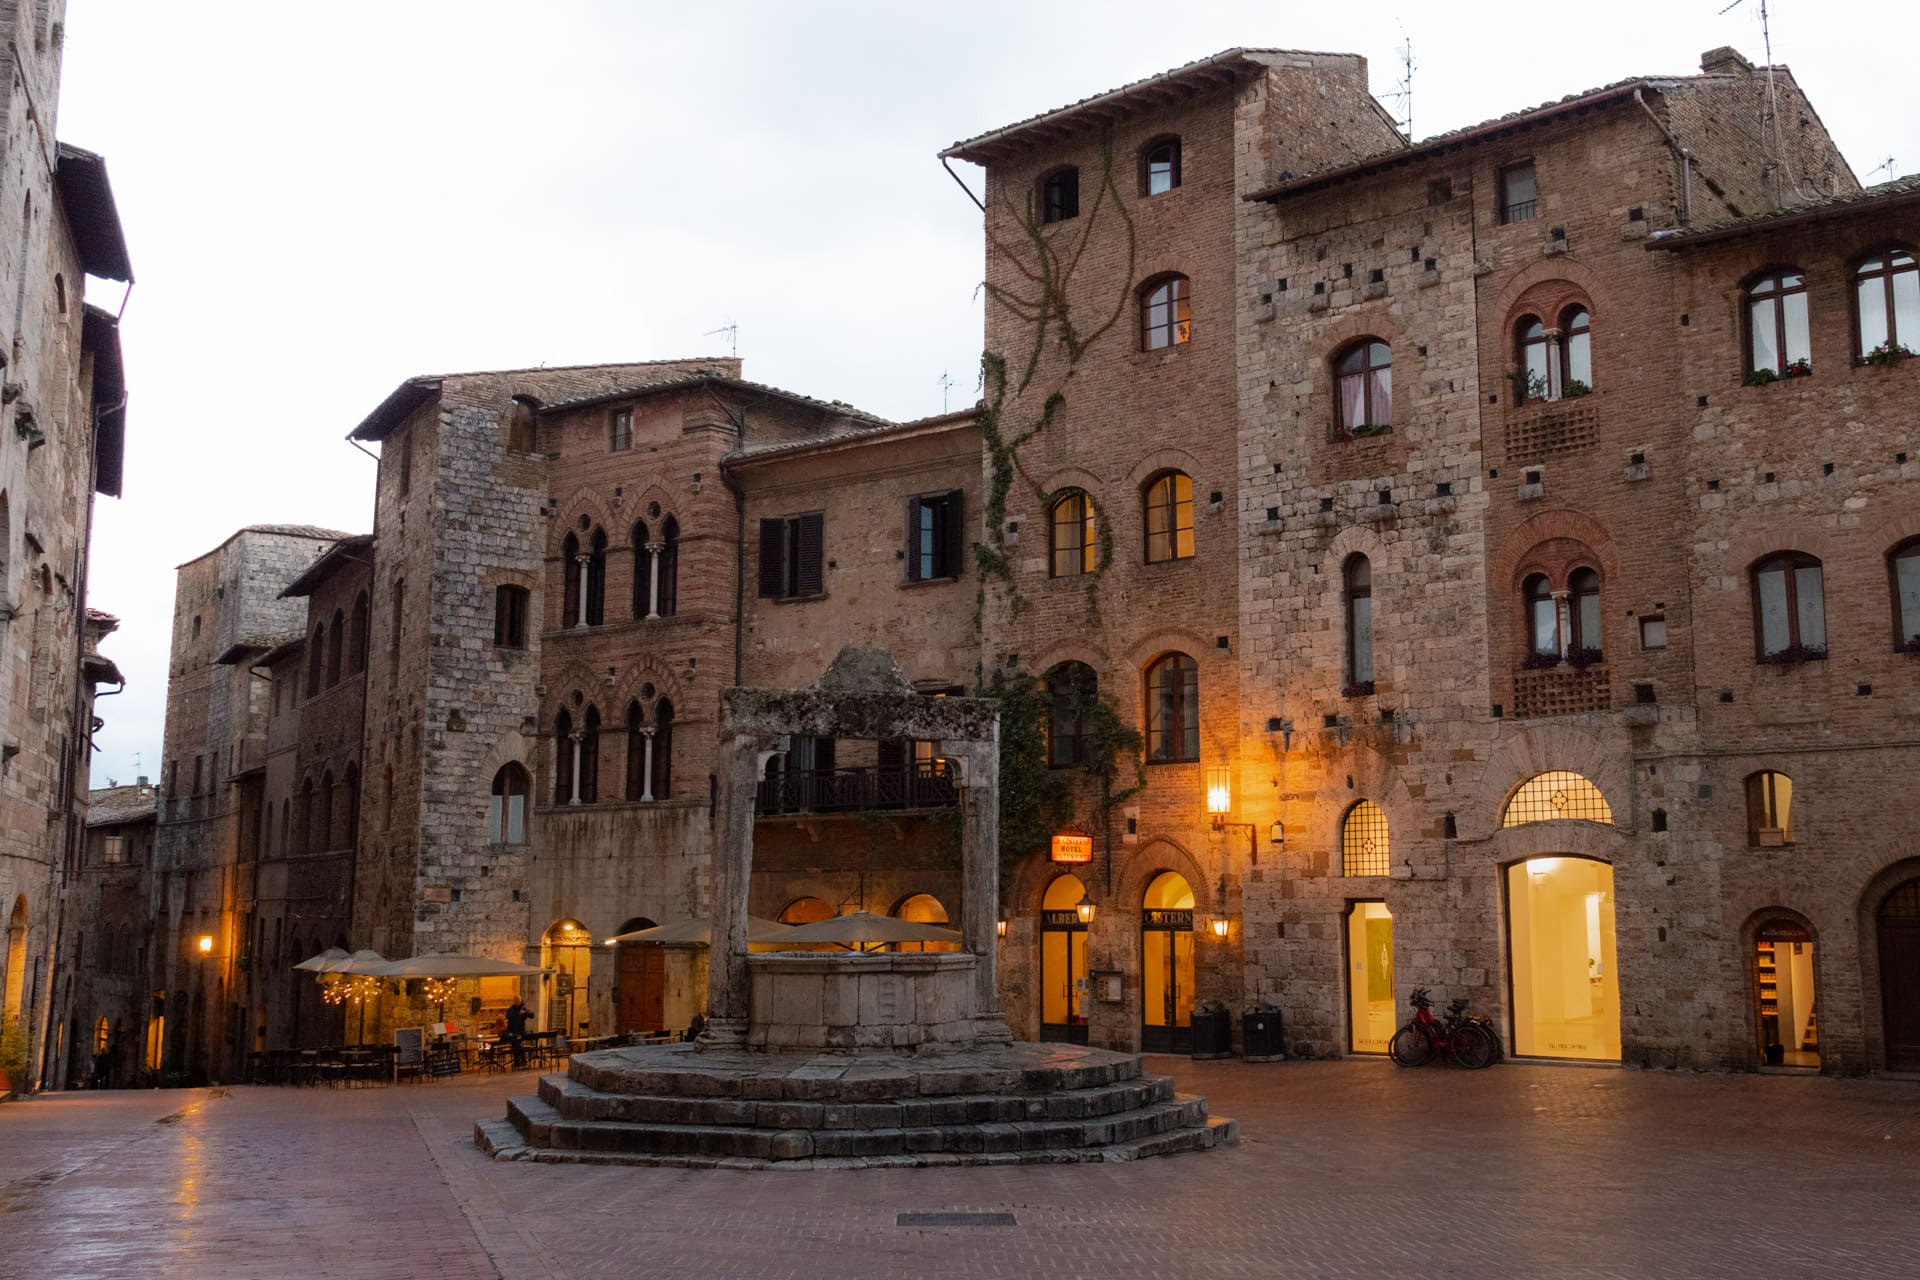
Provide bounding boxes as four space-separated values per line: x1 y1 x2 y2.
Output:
1334 340 1392 435
1856 248 1920 359
1500 160 1537 224
1502 771 1614 826
1341 800 1390 876
1751 552 1826 659
1049 492 1096 578
1747 270 1810 377
1141 275 1191 350
1745 771 1793 845
1142 472 1193 563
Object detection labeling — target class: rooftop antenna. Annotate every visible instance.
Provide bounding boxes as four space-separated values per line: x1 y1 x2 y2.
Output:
937 370 954 412
1869 156 1897 183
1723 0 1807 199
704 320 738 357
1382 27 1416 140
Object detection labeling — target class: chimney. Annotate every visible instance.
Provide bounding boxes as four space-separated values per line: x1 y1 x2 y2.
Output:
1701 47 1754 77
137 774 149 787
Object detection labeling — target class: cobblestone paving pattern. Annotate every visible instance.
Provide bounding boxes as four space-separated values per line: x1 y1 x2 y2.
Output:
4 1057 1918 1279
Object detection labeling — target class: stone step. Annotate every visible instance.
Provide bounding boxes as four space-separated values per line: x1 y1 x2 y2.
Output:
523 1095 1209 1161
536 1070 1178 1129
474 1118 527 1159
1102 1115 1238 1162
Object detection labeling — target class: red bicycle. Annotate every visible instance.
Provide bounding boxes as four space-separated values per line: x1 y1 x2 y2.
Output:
1388 987 1497 1069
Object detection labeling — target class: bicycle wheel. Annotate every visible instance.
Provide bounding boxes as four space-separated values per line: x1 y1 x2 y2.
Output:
1450 1023 1496 1070
1471 1017 1506 1063
1388 1024 1433 1068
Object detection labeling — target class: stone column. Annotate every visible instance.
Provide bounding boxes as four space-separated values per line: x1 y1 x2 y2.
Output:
644 541 664 619
568 731 584 805
1551 590 1572 658
956 735 1011 1043
639 727 656 803
573 553 593 629
701 728 762 1048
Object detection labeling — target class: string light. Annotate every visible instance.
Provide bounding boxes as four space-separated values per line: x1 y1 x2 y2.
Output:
422 978 459 1006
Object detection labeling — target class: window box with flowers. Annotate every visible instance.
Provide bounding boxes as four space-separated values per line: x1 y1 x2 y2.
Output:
1863 341 1914 368
1565 645 1604 670
1758 643 1828 666
1745 357 1812 387
1522 651 1564 671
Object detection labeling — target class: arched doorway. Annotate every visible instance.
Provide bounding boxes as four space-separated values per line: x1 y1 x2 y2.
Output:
1140 872 1195 1053
1040 874 1089 1044
1506 856 1619 1060
3 895 26 1027
541 919 593 1036
1878 880 1920 1071
778 896 837 953
612 917 664 1035
890 894 958 954
1346 900 1395 1054
1755 919 1818 1069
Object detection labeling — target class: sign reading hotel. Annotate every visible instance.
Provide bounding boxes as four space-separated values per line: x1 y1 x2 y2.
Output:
1050 833 1093 864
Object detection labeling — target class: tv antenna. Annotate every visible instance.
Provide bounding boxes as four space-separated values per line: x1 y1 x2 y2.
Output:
1382 27 1416 140
1869 156 1898 183
704 320 738 357
937 370 954 412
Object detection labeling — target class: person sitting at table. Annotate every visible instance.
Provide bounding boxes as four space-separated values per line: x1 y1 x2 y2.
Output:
503 999 532 1068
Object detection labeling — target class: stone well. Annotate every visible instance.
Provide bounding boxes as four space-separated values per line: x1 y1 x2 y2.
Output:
747 952 979 1052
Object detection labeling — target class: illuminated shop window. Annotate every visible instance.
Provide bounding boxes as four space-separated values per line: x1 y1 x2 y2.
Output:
1507 857 1620 1060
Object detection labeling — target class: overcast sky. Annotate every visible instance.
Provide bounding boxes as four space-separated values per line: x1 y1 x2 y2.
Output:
59 0 1916 788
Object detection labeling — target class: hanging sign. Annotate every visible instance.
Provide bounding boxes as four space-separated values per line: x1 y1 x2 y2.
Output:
1050 833 1093 864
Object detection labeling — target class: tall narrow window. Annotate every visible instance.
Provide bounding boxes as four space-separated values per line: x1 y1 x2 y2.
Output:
1747 270 1810 376
658 517 679 617
1049 492 1095 578
349 592 369 674
625 701 647 802
494 585 529 648
553 709 575 806
756 513 825 600
326 610 345 687
396 431 411 497
488 764 529 844
1040 167 1078 223
585 529 608 625
306 625 324 697
1046 662 1094 768
1499 160 1537 224
1142 136 1181 195
390 579 405 658
508 398 538 452
579 706 600 803
1334 340 1393 434
1142 472 1193 563
561 533 582 627
1344 554 1374 687
344 765 360 854
1518 318 1554 401
907 491 965 582
1745 771 1794 845
1752 553 1826 658
1561 307 1592 392
651 699 673 800
1891 538 1920 648
298 777 314 853
630 521 650 619
1569 568 1602 655
609 408 633 452
317 771 334 851
1144 652 1199 763
1525 573 1557 656
1856 248 1920 357
1141 275 1191 350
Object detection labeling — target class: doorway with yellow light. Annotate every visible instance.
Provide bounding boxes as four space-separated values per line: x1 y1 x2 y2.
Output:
1505 856 1620 1060
1040 874 1089 1044
1345 900 1395 1054
1755 920 1818 1069
1140 871 1195 1053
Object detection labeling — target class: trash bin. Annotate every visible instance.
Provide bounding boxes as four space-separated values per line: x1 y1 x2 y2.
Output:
1242 1003 1285 1061
1190 1001 1233 1059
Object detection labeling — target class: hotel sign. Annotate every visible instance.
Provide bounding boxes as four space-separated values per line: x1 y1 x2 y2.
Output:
1049 833 1093 864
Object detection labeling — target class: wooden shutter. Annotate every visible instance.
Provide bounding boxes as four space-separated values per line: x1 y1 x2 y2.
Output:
795 513 825 597
941 490 965 580
757 519 785 598
905 496 924 582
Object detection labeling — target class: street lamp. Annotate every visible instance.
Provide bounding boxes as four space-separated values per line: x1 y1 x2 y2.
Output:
1074 893 1097 926
1209 916 1230 939
995 919 1008 939
1205 767 1232 826
196 934 214 955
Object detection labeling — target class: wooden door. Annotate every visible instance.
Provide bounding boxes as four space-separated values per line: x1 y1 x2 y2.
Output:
1880 920 1920 1072
616 943 665 1034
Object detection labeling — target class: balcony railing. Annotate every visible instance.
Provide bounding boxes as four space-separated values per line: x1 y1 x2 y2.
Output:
756 763 958 816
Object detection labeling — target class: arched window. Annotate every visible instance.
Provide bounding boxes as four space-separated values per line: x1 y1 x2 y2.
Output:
1334 339 1392 434
1524 573 1557 656
579 705 600 802
630 520 650 620
389 578 405 657
659 517 679 617
1569 567 1601 655
553 709 575 806
1344 554 1374 688
625 700 646 801
317 771 334 850
561 533 582 628
1142 471 1193 563
343 764 360 854
1745 771 1794 845
1140 275 1191 350
1049 491 1095 578
326 610 345 687
1142 136 1181 195
585 529 608 626
488 764 530 844
651 699 673 800
1039 167 1078 223
297 777 314 853
280 798 290 855
1144 652 1198 763
1752 552 1826 659
779 897 834 925
1501 771 1614 826
1517 316 1552 401
1747 269 1810 376
1341 800 1390 876
382 765 394 831
1561 306 1592 392
1856 248 1920 358
1045 661 1095 768
306 626 324 697
891 893 957 954
1889 538 1920 649
348 592 369 674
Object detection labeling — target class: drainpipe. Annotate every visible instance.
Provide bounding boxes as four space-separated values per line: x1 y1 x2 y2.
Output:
1634 89 1692 225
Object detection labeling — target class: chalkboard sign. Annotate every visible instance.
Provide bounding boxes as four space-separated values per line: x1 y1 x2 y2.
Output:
394 1027 425 1079
428 1042 460 1078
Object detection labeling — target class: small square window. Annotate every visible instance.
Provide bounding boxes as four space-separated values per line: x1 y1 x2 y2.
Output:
1640 615 1667 650
1499 160 1537 224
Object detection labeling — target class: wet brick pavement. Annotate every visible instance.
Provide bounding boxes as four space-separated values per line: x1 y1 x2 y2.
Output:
3 1056 1918 1278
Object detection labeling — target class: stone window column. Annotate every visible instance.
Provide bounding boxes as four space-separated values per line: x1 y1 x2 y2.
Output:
644 541 664 619
639 727 656 802
573 553 592 629
1551 589 1571 658
568 730 585 805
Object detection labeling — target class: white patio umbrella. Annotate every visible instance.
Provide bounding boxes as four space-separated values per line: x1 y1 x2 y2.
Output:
377 954 550 978
773 911 962 950
292 947 350 972
602 916 795 946
322 949 390 974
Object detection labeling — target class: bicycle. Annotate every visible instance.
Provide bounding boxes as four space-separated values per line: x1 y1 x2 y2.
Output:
1388 987 1497 1069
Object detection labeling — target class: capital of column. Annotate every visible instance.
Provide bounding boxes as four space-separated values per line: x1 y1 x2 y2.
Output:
644 541 665 555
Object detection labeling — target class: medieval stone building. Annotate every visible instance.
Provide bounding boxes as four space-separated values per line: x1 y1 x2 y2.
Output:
135 42 1918 1081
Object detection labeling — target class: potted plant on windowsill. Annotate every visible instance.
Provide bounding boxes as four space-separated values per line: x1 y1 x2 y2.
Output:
1863 340 1914 368
1759 643 1828 665
1565 645 1604 670
1899 634 1920 656
1521 651 1563 670
1782 357 1812 379
1561 379 1592 399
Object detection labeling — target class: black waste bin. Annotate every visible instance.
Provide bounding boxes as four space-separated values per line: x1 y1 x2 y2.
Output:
1190 1002 1233 1059
1242 1003 1285 1061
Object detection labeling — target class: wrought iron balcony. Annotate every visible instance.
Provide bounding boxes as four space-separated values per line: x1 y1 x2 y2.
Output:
755 763 958 816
